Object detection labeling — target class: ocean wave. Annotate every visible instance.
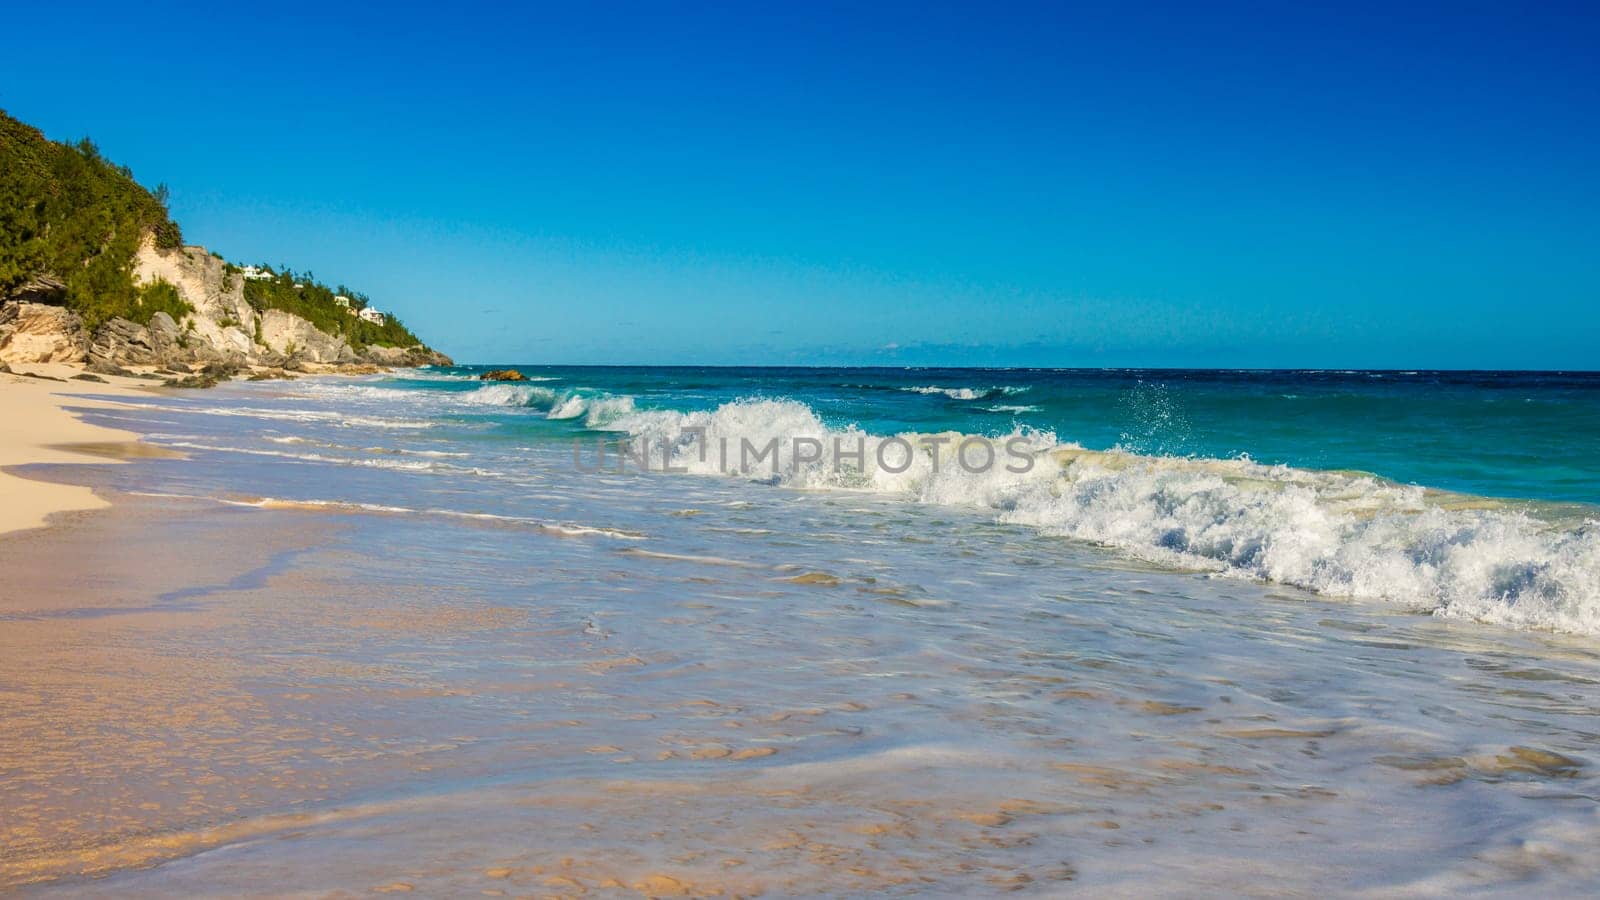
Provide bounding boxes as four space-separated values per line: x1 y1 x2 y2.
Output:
547 391 637 427
901 385 1028 401
392 371 484 382
604 398 1600 635
460 384 560 408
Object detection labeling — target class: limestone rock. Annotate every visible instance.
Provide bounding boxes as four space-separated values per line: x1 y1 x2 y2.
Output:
257 309 355 364
124 238 444 371
362 344 453 368
479 369 527 381
0 301 89 364
134 239 256 340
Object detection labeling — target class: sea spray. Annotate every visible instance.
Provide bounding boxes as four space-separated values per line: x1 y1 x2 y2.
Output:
462 384 560 407
601 397 1600 634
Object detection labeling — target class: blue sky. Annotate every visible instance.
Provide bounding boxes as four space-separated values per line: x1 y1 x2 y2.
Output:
3 1 1596 367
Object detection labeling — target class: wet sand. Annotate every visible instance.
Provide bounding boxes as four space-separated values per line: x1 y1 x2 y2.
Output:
6 475 1600 895
0 363 158 537
7 378 1600 896
3 490 1075 894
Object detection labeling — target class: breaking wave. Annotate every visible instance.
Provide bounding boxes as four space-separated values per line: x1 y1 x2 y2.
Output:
602 398 1600 635
546 391 637 427
901 385 1028 401
460 384 560 407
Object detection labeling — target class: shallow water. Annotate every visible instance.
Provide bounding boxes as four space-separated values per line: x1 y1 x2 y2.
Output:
90 366 1600 633
3 369 1600 894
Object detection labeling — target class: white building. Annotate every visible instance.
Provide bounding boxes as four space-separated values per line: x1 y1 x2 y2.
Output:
333 295 351 308
358 307 386 326
240 266 273 280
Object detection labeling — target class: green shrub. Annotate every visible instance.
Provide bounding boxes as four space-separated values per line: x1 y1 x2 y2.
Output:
132 278 193 326
244 269 422 348
0 110 184 329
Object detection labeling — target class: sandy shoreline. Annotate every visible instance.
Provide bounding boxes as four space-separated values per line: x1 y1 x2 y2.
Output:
4 367 1600 894
0 362 170 537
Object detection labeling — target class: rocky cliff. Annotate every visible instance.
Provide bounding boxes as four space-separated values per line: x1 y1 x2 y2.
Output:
0 238 451 375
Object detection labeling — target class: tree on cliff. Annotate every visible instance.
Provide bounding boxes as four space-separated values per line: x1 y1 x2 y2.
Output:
0 110 184 328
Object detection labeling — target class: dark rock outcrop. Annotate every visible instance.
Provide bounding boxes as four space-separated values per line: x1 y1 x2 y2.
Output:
88 317 160 367
163 373 223 389
254 348 288 368
86 359 134 377
3 275 68 306
479 369 526 381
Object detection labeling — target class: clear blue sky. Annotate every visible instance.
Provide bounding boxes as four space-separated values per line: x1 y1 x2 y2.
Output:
3 1 1596 367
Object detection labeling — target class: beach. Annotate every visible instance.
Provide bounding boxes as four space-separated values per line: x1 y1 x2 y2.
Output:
0 364 157 537
2 365 1599 894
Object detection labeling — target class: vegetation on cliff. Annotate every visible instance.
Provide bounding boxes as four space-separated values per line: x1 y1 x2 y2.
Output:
0 109 185 329
240 267 424 349
1 108 437 357
134 279 195 327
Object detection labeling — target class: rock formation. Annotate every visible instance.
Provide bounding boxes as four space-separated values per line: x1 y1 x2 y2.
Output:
3 275 68 306
0 302 89 364
1 237 451 374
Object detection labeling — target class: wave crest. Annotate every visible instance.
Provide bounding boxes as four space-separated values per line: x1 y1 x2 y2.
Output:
461 384 559 407
603 397 1600 634
902 385 1027 401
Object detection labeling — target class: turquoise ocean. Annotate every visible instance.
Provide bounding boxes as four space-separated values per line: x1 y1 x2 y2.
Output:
55 365 1600 893
108 365 1600 632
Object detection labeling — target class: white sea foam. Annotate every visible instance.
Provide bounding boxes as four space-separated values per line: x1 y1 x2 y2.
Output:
460 384 560 408
902 385 1027 401
158 441 475 474
298 380 568 412
117 402 437 430
392 371 481 382
606 397 1600 634
216 496 644 539
263 435 463 458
